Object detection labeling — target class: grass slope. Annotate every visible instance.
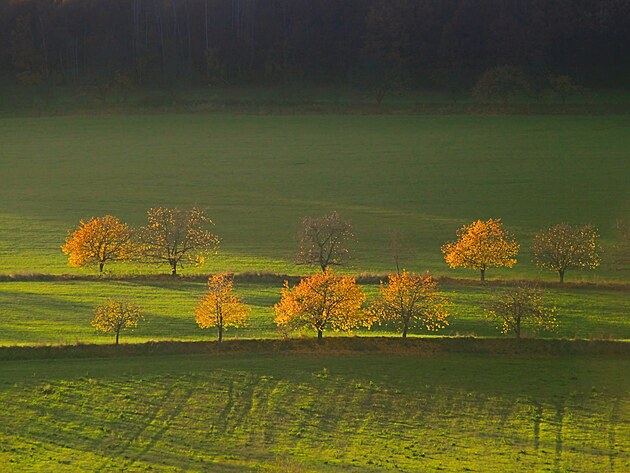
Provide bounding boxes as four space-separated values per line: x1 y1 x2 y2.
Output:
0 280 628 345
1 114 629 279
0 353 627 472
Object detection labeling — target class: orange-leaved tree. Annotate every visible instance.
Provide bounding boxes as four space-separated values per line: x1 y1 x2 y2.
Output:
92 299 143 345
442 218 519 281
274 270 369 342
136 207 220 275
62 215 133 272
370 271 450 339
532 223 601 283
195 274 250 342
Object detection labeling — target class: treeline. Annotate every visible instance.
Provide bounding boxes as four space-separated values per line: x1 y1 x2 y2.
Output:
63 208 629 284
52 208 630 343
2 0 630 90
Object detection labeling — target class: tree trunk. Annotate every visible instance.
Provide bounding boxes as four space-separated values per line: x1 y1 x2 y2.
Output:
480 268 486 281
218 325 223 343
515 318 521 339
402 325 408 340
559 270 565 284
317 329 323 343
171 261 177 276
115 330 120 345
99 262 104 273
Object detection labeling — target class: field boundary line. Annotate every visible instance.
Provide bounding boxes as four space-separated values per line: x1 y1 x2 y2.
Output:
0 337 627 361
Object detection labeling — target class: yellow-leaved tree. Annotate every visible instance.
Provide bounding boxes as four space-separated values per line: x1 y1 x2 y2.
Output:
195 274 250 342
136 207 220 275
370 271 450 339
274 270 370 342
62 215 133 272
442 218 519 281
532 223 601 283
92 299 143 345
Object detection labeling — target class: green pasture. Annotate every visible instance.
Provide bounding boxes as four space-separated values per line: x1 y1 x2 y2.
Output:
0 353 627 472
0 280 627 345
1 113 629 280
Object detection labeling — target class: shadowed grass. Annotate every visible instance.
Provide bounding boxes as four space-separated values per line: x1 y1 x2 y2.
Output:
0 353 627 471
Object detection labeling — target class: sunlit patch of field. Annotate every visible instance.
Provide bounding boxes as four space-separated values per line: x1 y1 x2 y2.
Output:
0 280 627 345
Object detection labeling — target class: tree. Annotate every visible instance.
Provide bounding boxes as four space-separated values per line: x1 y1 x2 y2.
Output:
136 207 220 275
370 271 450 339
532 223 601 283
472 66 529 106
195 274 250 342
92 299 143 345
274 270 369 342
486 285 557 339
296 211 354 271
442 218 520 281
61 215 133 273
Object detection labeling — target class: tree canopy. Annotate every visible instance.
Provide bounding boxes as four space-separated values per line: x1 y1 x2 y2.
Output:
274 270 369 341
1 0 628 89
62 216 133 272
532 223 601 282
195 274 250 342
370 271 450 338
442 218 520 281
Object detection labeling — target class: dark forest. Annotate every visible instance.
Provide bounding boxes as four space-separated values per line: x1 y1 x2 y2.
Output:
1 0 630 91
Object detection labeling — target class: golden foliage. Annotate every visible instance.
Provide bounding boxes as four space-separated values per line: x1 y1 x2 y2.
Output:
274 270 369 339
486 285 557 338
195 274 250 341
371 271 450 337
441 218 519 280
533 223 601 282
92 299 143 344
61 215 133 272
137 207 220 275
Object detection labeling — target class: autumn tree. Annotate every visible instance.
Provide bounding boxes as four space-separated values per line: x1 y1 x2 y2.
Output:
442 218 520 281
296 211 354 271
371 271 450 339
486 285 557 339
195 274 250 342
532 223 601 283
274 270 369 342
62 215 133 273
136 207 220 275
92 299 143 345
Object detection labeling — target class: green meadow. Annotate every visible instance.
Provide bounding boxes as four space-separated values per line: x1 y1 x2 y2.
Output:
1 114 629 280
0 280 628 345
0 353 627 472
1 112 629 471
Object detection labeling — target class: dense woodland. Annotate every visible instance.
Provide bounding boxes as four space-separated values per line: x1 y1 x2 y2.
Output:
1 0 630 91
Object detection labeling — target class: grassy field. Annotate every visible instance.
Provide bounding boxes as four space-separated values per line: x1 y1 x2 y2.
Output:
1 113 629 280
0 280 628 345
1 108 629 471
0 352 627 472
